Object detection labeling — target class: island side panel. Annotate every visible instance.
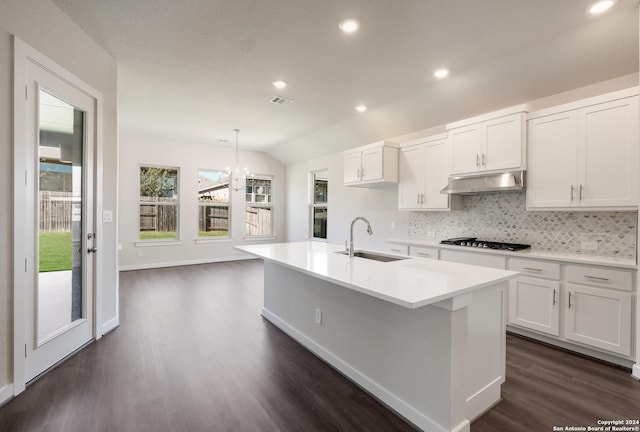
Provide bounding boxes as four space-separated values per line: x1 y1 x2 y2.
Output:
466 283 507 420
262 260 503 432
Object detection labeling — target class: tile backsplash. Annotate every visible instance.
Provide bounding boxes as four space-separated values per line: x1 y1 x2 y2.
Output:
409 192 637 259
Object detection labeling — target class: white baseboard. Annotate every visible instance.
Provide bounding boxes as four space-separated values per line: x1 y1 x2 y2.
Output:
119 255 255 271
101 316 119 335
0 383 14 407
632 363 640 380
507 326 634 369
261 307 454 432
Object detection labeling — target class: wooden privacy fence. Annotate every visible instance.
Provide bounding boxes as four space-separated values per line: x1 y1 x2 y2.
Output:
245 207 271 235
199 205 229 232
140 197 177 232
40 191 74 232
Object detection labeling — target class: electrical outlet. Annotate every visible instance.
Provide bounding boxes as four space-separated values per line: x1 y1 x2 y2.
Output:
581 241 598 251
427 231 436 238
390 221 396 230
137 249 143 257
315 308 322 325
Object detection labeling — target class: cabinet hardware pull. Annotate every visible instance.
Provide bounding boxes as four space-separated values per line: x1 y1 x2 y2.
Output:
584 275 610 282
417 252 431 257
570 185 575 201
523 267 543 272
552 289 556 306
476 153 480 166
482 153 486 166
579 184 583 200
417 194 421 205
390 248 401 252
357 168 360 179
568 292 572 309
361 168 366 177
420 193 425 204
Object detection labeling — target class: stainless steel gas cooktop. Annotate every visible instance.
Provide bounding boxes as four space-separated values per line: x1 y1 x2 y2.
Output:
439 237 531 251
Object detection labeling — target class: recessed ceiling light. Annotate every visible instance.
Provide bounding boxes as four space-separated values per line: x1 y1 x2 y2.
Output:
355 105 367 113
339 18 360 33
588 0 616 14
433 68 450 79
272 80 287 89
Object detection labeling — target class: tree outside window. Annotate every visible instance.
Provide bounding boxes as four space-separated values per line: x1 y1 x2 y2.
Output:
139 166 179 240
198 169 230 238
245 175 273 236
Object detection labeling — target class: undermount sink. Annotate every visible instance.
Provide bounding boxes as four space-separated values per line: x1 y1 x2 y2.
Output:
335 250 408 262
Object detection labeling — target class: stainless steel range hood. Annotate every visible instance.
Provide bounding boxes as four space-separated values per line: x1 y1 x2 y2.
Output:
440 170 525 195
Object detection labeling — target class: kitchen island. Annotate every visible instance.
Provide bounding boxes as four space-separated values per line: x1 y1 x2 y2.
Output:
236 241 519 432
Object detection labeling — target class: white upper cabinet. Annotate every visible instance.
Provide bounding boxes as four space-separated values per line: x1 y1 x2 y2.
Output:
398 135 461 211
343 141 399 187
527 89 639 209
447 106 527 175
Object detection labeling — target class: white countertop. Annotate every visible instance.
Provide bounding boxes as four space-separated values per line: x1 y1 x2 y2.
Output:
386 238 637 270
235 241 518 309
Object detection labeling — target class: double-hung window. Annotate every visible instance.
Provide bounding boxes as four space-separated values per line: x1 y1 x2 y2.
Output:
311 172 328 240
139 166 179 240
198 169 230 238
245 175 273 237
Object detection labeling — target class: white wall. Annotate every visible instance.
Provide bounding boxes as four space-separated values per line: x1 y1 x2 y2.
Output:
286 152 410 251
118 133 286 269
0 0 118 394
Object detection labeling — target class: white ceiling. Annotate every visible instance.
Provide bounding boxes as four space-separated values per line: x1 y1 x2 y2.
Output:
51 0 638 164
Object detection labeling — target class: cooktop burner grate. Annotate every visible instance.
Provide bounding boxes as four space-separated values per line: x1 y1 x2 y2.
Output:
440 237 531 251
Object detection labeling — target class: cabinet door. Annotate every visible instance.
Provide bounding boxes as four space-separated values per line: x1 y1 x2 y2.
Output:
526 111 579 208
423 140 450 209
508 277 560 336
449 124 481 175
565 284 632 356
579 96 639 207
344 151 362 184
483 113 524 171
361 147 384 182
398 145 425 210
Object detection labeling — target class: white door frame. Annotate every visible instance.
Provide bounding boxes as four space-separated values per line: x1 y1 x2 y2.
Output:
13 37 104 395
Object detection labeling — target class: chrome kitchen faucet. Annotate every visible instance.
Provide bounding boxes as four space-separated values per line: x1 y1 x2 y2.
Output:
347 216 373 257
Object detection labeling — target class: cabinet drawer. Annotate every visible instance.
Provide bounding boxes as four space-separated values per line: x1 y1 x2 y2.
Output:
386 245 408 256
440 249 506 269
409 246 438 260
565 265 633 291
508 258 560 280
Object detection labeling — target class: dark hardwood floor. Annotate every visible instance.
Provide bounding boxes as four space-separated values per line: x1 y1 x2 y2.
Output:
1 259 638 431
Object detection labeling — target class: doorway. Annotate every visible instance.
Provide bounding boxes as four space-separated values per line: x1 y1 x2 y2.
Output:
14 38 100 390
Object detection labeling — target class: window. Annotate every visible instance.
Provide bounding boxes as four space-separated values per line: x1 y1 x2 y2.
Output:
139 166 179 240
245 175 273 236
311 171 328 240
198 169 230 238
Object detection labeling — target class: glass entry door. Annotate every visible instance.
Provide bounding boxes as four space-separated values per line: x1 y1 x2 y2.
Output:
24 59 96 382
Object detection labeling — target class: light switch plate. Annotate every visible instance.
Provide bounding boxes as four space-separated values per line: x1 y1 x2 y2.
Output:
103 210 113 223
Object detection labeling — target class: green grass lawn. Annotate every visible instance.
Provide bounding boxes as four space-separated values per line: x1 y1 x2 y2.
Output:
198 230 228 237
39 231 72 272
139 231 178 240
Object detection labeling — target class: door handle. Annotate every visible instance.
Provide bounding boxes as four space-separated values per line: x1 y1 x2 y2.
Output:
87 247 97 254
568 291 572 309
552 289 556 306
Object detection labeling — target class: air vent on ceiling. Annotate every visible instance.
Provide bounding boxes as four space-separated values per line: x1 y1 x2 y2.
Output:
270 96 294 106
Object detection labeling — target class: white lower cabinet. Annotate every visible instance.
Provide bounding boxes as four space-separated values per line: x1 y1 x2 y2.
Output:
508 259 634 358
565 283 632 357
409 245 438 259
509 276 560 336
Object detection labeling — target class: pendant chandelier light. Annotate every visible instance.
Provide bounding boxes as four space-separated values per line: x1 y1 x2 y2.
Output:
226 128 252 192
